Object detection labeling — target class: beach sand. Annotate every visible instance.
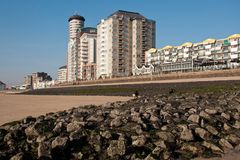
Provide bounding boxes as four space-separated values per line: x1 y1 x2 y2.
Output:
0 94 131 125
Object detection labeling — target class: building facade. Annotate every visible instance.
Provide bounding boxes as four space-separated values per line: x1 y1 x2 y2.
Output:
77 27 97 80
57 65 67 83
139 34 240 74
0 81 6 91
97 10 156 79
67 14 85 82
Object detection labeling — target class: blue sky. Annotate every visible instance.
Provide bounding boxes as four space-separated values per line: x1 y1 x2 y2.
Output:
0 0 239 86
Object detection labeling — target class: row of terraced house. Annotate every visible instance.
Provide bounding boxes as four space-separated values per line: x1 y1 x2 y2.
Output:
134 34 240 75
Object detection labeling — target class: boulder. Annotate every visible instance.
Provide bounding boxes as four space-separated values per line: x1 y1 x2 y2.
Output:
107 137 125 157
205 109 217 115
202 141 223 153
51 136 68 149
132 135 147 147
110 116 122 127
219 138 233 152
188 114 200 124
195 128 210 140
38 142 51 158
206 125 218 135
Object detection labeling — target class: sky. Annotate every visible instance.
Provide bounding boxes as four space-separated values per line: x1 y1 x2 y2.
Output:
0 0 240 86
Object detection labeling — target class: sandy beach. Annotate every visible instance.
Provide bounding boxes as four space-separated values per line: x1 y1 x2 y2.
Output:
0 94 131 125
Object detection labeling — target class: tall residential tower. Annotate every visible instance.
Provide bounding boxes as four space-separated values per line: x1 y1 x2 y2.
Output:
67 14 85 82
97 10 156 78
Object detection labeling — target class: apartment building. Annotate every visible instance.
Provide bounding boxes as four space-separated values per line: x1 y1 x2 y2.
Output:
57 65 67 83
67 14 85 82
77 27 97 80
97 10 156 79
142 34 240 74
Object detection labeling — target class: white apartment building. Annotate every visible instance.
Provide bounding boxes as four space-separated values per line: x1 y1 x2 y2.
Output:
77 27 97 80
67 15 85 82
141 34 240 74
57 65 67 83
97 10 156 79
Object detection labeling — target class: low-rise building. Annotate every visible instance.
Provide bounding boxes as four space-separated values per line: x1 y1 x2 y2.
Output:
57 65 67 83
0 81 6 90
136 33 240 75
33 80 55 90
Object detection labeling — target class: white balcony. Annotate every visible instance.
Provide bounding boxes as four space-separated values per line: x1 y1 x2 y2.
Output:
231 47 238 52
183 48 189 52
205 45 212 49
230 41 238 46
205 51 211 56
230 54 238 59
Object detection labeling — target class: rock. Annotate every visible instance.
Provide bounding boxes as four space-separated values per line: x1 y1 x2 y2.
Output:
22 116 36 124
233 121 240 129
221 113 231 120
10 152 25 160
181 144 198 154
162 151 170 160
110 109 120 118
36 135 46 143
87 115 104 122
179 125 194 141
202 141 223 153
157 131 175 143
132 135 147 147
226 134 240 145
206 125 218 135
199 111 211 119
154 140 167 149
152 146 163 156
110 117 122 127
223 123 231 131
100 130 111 139
25 120 54 137
188 108 197 114
107 137 125 157
69 130 82 141
144 154 156 160
195 128 210 140
188 114 200 124
51 136 68 149
219 139 233 152
38 142 51 158
66 121 82 132
53 122 64 133
205 109 217 115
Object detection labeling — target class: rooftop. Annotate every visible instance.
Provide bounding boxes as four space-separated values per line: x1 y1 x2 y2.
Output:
68 14 85 22
59 65 67 69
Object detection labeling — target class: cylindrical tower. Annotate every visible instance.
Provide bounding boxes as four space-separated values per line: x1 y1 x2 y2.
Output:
68 14 85 39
